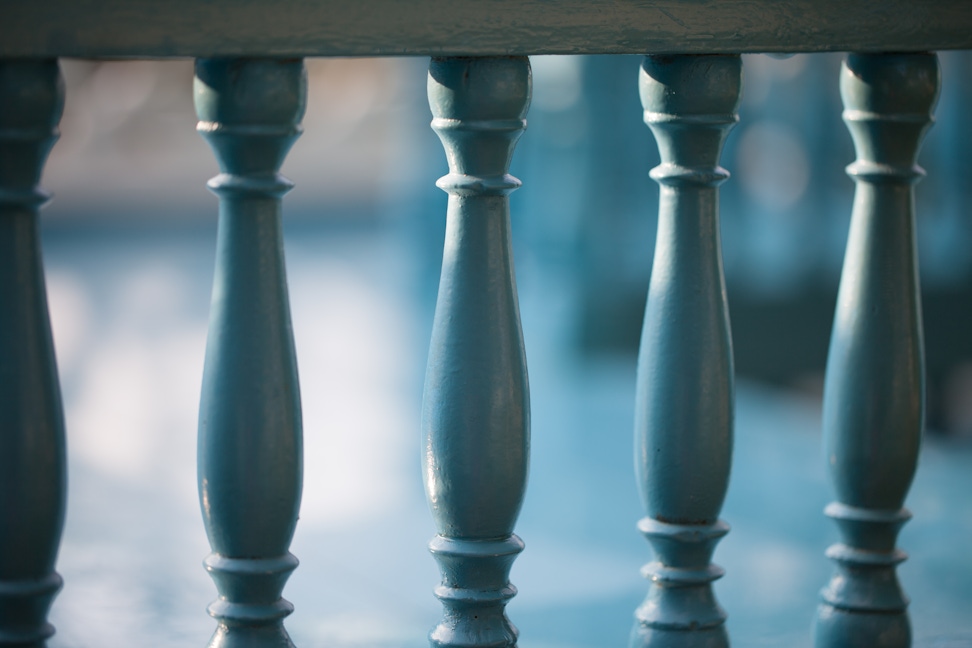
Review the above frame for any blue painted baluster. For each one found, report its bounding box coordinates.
[194,58,305,648]
[0,59,66,648]
[813,53,939,648]
[632,55,741,648]
[423,56,531,648]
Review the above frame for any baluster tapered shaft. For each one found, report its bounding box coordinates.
[422,56,531,648]
[0,59,66,648]
[631,55,741,648]
[813,53,939,648]
[194,58,305,648]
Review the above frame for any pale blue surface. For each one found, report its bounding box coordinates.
[40,220,972,648]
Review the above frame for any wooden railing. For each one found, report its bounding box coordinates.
[1,3,970,647]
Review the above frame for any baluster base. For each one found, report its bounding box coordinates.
[207,622,296,648]
[814,604,911,648]
[631,518,728,648]
[0,574,62,647]
[631,625,729,648]
[203,552,298,648]
[814,502,912,648]
[428,536,523,648]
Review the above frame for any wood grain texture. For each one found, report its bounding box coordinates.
[1,0,971,58]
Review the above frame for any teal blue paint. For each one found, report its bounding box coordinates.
[632,54,740,648]
[194,58,305,648]
[0,59,66,648]
[422,56,531,648]
[813,53,939,648]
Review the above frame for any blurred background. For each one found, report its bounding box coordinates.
[38,54,972,647]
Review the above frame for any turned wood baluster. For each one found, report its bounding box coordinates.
[0,60,66,648]
[194,58,305,648]
[632,55,741,648]
[422,56,531,648]
[813,53,939,648]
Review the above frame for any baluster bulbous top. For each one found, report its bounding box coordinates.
[428,57,531,179]
[194,58,306,177]
[0,61,64,192]
[639,55,741,118]
[841,53,939,118]
[840,53,939,176]
[0,61,63,132]
[639,55,741,172]
[428,57,530,123]
[194,58,306,128]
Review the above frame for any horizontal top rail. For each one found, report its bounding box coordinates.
[3,0,972,58]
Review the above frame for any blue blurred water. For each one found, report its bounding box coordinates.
[40,219,972,648]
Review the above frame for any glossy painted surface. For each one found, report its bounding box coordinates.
[2,1,972,58]
[814,53,940,648]
[632,54,740,648]
[195,58,306,648]
[422,56,531,648]
[0,59,66,648]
